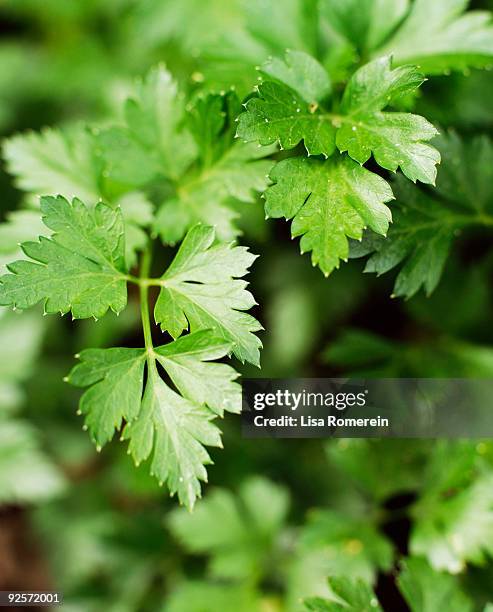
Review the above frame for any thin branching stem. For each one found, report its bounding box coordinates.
[139,243,154,357]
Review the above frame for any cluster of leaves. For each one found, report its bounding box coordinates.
[238,52,439,276]
[0,63,273,507]
[0,192,261,507]
[304,563,487,612]
[237,61,493,298]
[2,0,493,610]
[161,440,493,610]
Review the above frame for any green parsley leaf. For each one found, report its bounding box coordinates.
[97,65,196,186]
[122,360,221,509]
[304,577,383,611]
[323,0,410,53]
[264,156,394,276]
[356,133,493,298]
[154,224,262,366]
[260,49,332,103]
[2,124,100,203]
[69,329,240,508]
[153,91,274,244]
[168,476,289,579]
[361,178,454,299]
[155,330,240,416]
[397,557,473,612]
[68,347,146,446]
[0,196,128,319]
[1,123,154,269]
[238,55,439,184]
[377,0,493,74]
[336,57,440,184]
[0,210,45,275]
[237,79,337,157]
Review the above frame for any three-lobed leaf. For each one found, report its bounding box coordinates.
[68,329,241,508]
[0,196,128,319]
[155,224,262,365]
[0,200,260,508]
[265,156,394,276]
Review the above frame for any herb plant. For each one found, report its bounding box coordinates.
[1,1,493,610]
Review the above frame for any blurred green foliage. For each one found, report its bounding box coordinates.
[1,1,493,610]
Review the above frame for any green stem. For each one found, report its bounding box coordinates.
[139,243,154,356]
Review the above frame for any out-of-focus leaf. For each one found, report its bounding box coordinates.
[168,476,289,580]
[304,577,383,611]
[410,443,493,573]
[165,582,262,612]
[3,125,100,203]
[325,439,429,501]
[377,0,493,74]
[322,0,410,53]
[154,92,273,244]
[397,557,473,611]
[0,419,66,504]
